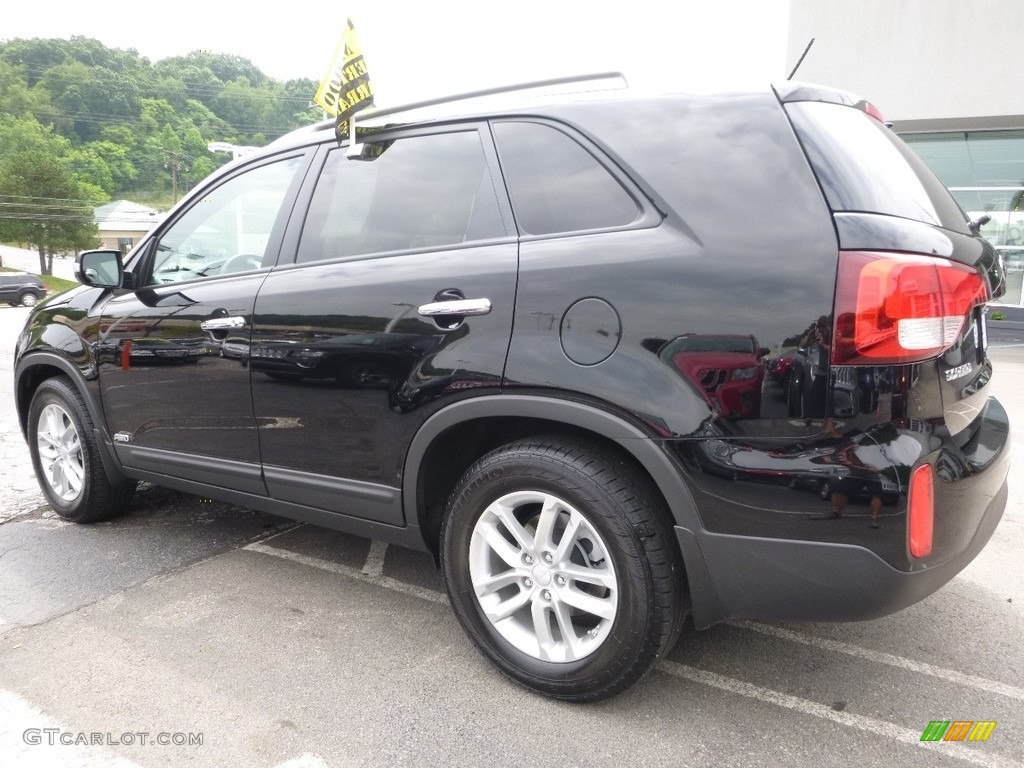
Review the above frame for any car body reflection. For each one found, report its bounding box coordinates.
[659,334,768,419]
[250,332,442,389]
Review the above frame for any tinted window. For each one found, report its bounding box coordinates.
[147,157,303,286]
[296,131,504,264]
[787,101,969,233]
[492,121,640,235]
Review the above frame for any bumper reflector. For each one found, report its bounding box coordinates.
[908,464,934,559]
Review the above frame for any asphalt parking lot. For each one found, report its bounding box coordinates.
[1,303,1022,768]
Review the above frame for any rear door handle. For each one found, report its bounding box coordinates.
[200,316,246,331]
[417,298,492,317]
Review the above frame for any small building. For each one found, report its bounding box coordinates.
[94,200,165,254]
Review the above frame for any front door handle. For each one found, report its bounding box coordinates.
[417,298,492,317]
[200,316,246,331]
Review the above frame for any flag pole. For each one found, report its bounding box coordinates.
[347,111,362,157]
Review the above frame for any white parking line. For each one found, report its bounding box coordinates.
[243,542,448,605]
[731,620,1024,702]
[361,540,388,578]
[245,539,1022,765]
[661,663,1022,768]
[272,754,332,768]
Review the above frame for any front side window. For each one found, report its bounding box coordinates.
[147,156,303,285]
[296,131,504,264]
[492,121,640,236]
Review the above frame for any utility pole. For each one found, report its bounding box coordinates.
[163,150,190,204]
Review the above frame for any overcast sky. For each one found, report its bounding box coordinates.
[3,0,793,105]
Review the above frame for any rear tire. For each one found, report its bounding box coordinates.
[20,292,39,307]
[441,435,686,701]
[28,377,135,523]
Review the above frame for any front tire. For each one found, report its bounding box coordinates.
[28,377,135,522]
[441,436,685,701]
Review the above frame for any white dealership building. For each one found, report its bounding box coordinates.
[787,0,1024,309]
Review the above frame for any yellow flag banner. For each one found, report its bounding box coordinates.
[313,18,374,122]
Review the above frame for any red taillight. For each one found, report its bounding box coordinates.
[832,251,989,366]
[908,464,934,559]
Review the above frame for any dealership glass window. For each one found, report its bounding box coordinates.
[903,130,1024,306]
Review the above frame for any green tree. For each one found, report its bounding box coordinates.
[0,151,105,274]
[0,37,71,86]
[0,36,322,204]
[40,60,141,141]
[0,60,54,123]
[88,140,138,193]
[0,113,70,156]
[62,146,115,195]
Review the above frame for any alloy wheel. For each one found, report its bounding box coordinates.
[468,490,618,662]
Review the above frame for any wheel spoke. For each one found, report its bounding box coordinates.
[38,431,61,452]
[45,407,64,439]
[484,586,532,623]
[560,564,616,590]
[474,570,521,597]
[44,458,60,486]
[553,511,583,563]
[559,586,617,621]
[63,456,84,492]
[531,599,560,661]
[489,500,536,552]
[60,421,77,447]
[475,520,523,568]
[52,461,68,496]
[551,600,581,657]
[532,495,561,552]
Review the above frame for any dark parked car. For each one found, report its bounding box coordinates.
[0,272,46,306]
[14,77,1010,701]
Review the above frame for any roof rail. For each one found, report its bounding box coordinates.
[354,71,628,123]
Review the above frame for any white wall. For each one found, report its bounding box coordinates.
[787,0,1024,130]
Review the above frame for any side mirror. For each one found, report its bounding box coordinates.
[759,347,771,358]
[76,250,124,289]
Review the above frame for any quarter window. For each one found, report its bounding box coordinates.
[296,131,504,264]
[492,121,640,235]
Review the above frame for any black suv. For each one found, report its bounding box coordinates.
[14,78,1010,701]
[1,272,46,306]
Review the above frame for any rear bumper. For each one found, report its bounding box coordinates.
[678,475,1005,628]
[675,397,1010,629]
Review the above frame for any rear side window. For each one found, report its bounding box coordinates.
[492,121,639,236]
[296,131,505,264]
[786,101,969,234]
